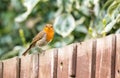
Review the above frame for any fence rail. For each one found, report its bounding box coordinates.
[0,34,120,78]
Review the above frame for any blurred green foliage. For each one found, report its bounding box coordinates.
[0,0,120,60]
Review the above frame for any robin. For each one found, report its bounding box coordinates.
[22,24,54,56]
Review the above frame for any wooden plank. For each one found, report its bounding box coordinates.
[38,49,58,78]
[0,62,3,78]
[3,57,19,78]
[52,49,58,78]
[57,43,77,78]
[20,54,39,78]
[76,40,95,78]
[115,34,120,78]
[95,35,116,78]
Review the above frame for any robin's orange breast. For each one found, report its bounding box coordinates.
[43,25,54,42]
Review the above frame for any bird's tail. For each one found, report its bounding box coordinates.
[22,44,33,56]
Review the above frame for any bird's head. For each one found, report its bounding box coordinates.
[43,24,54,32]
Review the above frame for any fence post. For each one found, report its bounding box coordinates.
[3,57,19,78]
[115,34,120,78]
[57,43,77,78]
[76,40,95,78]
[95,35,116,78]
[20,54,39,78]
[0,62,3,78]
[38,49,58,78]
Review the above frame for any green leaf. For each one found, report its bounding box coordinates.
[62,35,74,44]
[93,0,100,16]
[103,20,116,33]
[75,25,87,34]
[57,0,74,12]
[0,46,24,60]
[116,28,120,34]
[54,13,75,37]
[19,29,26,46]
[53,35,74,47]
[101,0,113,10]
[102,14,120,33]
[15,0,40,23]
[108,1,120,16]
[102,18,107,26]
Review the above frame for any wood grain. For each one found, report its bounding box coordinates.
[20,54,39,78]
[3,57,19,78]
[95,35,116,78]
[38,49,58,78]
[57,43,77,78]
[0,62,3,78]
[76,40,95,78]
[115,34,120,78]
[0,34,119,78]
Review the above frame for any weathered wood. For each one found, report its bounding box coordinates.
[95,35,116,78]
[115,34,120,78]
[76,40,95,78]
[91,40,96,78]
[69,44,77,77]
[3,57,19,78]
[0,34,119,78]
[57,43,77,78]
[52,49,58,78]
[0,62,3,78]
[38,49,58,78]
[20,54,39,78]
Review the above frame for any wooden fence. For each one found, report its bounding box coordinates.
[0,34,120,78]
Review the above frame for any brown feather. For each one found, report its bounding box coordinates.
[22,43,34,56]
[22,31,45,56]
[31,31,46,44]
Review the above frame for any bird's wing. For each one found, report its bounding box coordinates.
[31,31,46,44]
